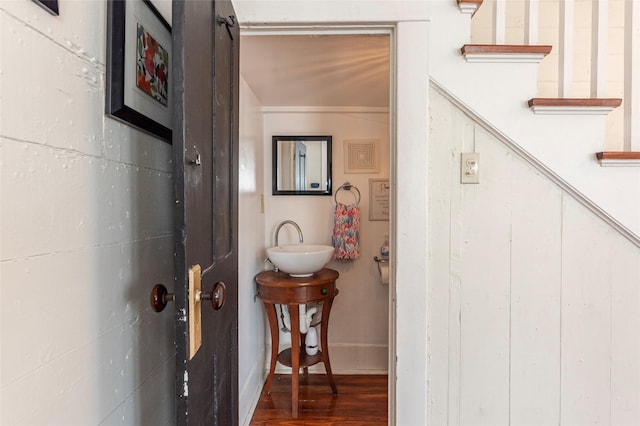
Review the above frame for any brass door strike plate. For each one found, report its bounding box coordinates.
[188,264,202,359]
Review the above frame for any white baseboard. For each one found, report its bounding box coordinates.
[240,357,267,426]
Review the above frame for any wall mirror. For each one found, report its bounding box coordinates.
[272,135,332,195]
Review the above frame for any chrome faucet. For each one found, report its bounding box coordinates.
[274,220,304,247]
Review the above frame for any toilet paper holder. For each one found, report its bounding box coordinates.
[373,255,388,271]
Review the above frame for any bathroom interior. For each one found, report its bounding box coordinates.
[239,31,392,402]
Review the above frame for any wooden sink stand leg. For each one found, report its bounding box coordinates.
[263,302,279,394]
[321,296,338,394]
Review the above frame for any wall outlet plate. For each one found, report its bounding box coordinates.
[461,152,480,184]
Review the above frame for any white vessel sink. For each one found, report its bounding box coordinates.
[266,244,334,277]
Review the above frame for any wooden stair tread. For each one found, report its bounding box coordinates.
[528,97,622,115]
[457,0,483,4]
[529,98,622,108]
[461,44,552,55]
[596,151,640,166]
[596,152,640,160]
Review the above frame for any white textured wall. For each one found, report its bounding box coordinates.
[428,87,640,425]
[262,111,391,374]
[1,1,175,425]
[237,76,266,425]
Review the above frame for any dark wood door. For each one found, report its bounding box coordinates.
[172,0,239,424]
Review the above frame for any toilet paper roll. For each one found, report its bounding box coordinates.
[378,263,389,285]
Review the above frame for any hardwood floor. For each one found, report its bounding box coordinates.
[250,374,388,425]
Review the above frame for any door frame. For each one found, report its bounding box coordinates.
[239,23,405,423]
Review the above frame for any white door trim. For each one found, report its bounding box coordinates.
[239,20,430,425]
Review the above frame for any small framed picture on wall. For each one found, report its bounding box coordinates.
[106,0,172,143]
[369,179,390,221]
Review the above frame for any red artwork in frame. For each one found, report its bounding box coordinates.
[136,23,169,106]
[106,0,172,143]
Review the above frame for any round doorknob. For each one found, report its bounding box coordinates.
[150,284,175,312]
[199,281,227,310]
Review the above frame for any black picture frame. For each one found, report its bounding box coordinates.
[32,0,59,15]
[106,0,172,143]
[272,135,333,196]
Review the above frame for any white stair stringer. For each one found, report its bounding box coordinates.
[427,1,640,238]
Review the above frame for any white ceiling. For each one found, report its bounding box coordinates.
[240,34,390,108]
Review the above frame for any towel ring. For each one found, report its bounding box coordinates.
[334,182,361,206]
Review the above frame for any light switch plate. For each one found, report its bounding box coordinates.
[188,264,202,360]
[461,152,480,184]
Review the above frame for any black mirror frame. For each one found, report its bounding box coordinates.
[272,135,332,196]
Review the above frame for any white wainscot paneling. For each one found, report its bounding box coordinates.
[459,131,512,425]
[427,92,479,426]
[0,3,175,425]
[1,237,175,424]
[0,1,106,64]
[509,159,562,425]
[0,138,172,261]
[610,221,640,424]
[427,76,640,426]
[561,197,613,425]
[0,11,104,156]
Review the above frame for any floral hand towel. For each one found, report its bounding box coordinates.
[332,202,360,260]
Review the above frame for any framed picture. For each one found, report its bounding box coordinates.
[106,0,172,143]
[32,0,59,15]
[369,179,390,221]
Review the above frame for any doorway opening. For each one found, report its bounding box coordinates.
[238,27,396,422]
